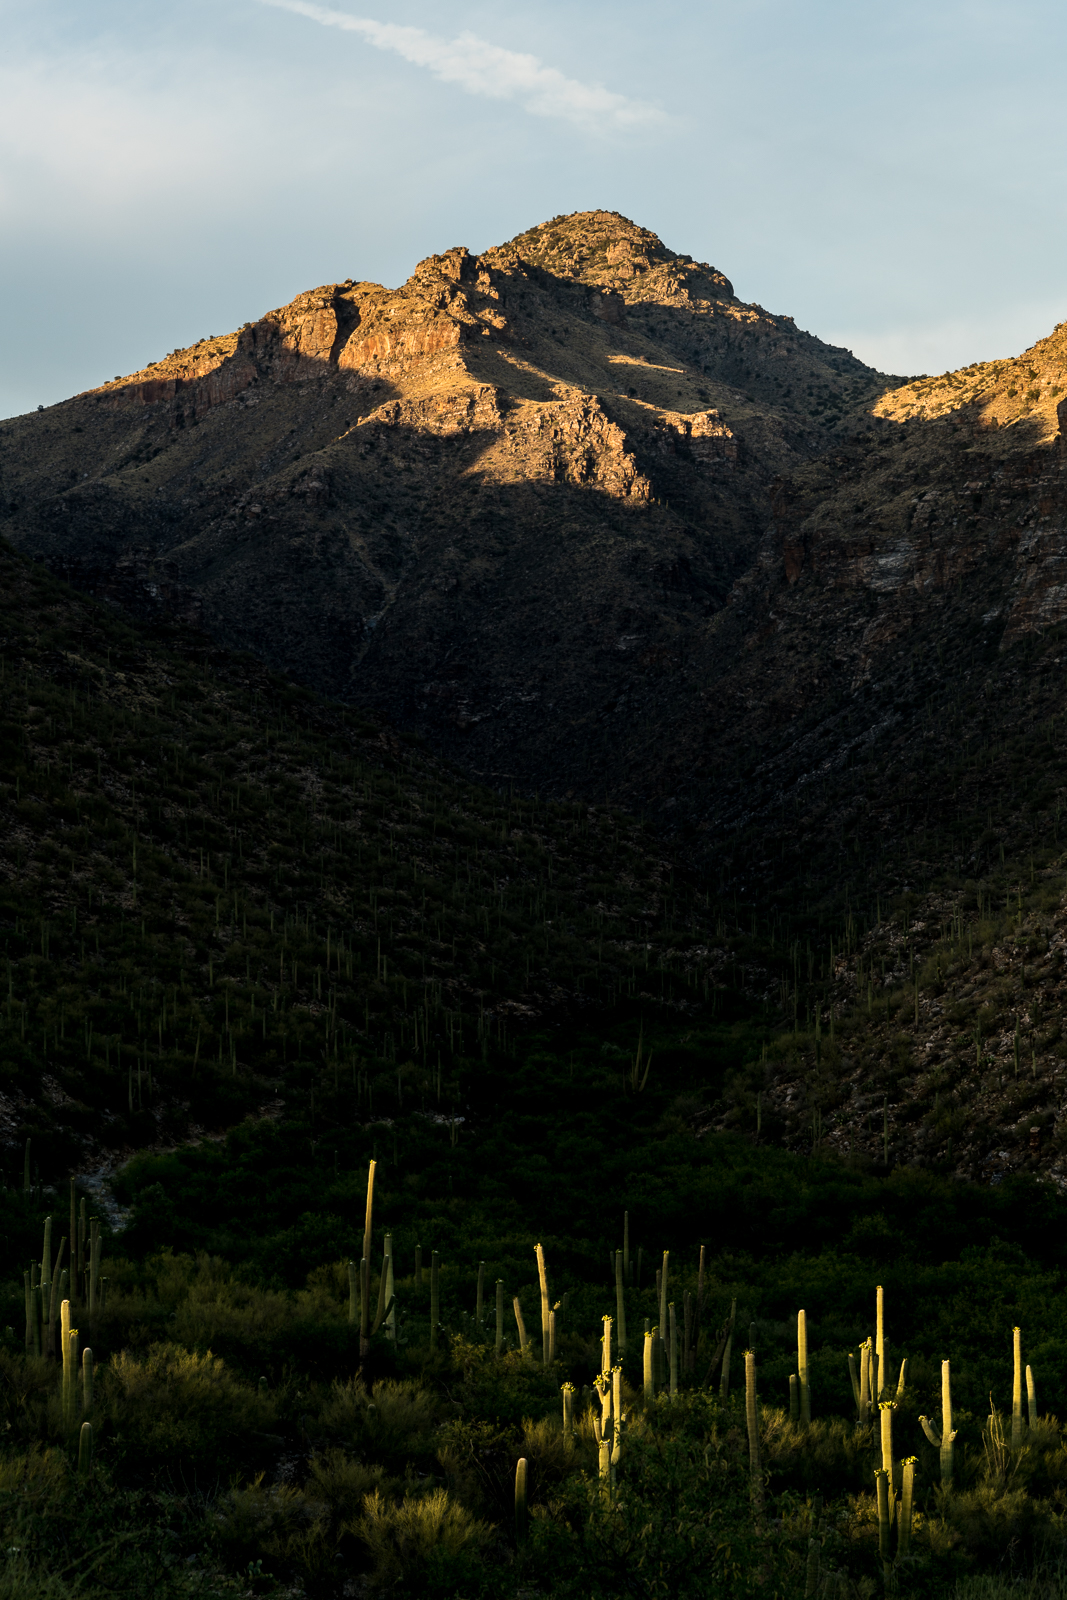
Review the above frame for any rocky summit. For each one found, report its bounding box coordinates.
[0,210,902,805]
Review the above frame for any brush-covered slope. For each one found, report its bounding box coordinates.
[0,536,732,1181]
[0,210,900,803]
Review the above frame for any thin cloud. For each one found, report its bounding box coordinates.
[262,1,664,128]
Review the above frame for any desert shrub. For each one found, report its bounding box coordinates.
[353,1487,495,1592]
[761,1408,875,1496]
[102,1344,276,1482]
[319,1378,441,1471]
[213,1478,326,1574]
[304,1449,383,1522]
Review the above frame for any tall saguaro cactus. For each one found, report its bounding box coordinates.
[88,1219,101,1322]
[797,1310,811,1425]
[615,1250,627,1357]
[536,1244,551,1365]
[920,1360,957,1486]
[745,1349,762,1509]
[60,1301,79,1431]
[1012,1327,1024,1450]
[658,1253,669,1378]
[359,1161,377,1358]
[430,1251,440,1351]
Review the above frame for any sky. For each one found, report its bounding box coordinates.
[3,0,1067,417]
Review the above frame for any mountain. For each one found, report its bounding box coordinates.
[0,210,902,803]
[6,210,1067,1191]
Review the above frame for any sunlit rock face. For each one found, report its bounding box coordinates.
[19,208,1067,834]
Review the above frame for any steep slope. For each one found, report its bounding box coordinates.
[686,319,1067,865]
[0,537,728,1179]
[0,210,900,801]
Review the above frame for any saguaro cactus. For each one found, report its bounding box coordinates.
[1026,1364,1038,1427]
[919,1359,957,1486]
[60,1301,75,1428]
[88,1220,101,1321]
[69,1181,78,1306]
[383,1234,396,1343]
[874,1469,892,1584]
[899,1457,916,1558]
[601,1315,612,1377]
[562,1381,575,1442]
[81,1348,93,1416]
[643,1329,655,1402]
[669,1303,678,1399]
[430,1251,440,1351]
[1012,1327,1024,1449]
[40,1219,52,1351]
[798,1310,811,1425]
[514,1458,528,1544]
[78,1421,93,1477]
[513,1296,529,1359]
[658,1252,669,1381]
[360,1162,377,1356]
[875,1285,887,1401]
[745,1349,762,1508]
[879,1400,896,1478]
[536,1244,550,1365]
[615,1249,627,1357]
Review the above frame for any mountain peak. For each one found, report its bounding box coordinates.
[497,209,735,301]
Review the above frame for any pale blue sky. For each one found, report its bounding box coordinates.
[3,0,1066,416]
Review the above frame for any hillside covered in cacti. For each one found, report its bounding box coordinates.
[5,532,1067,1597]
